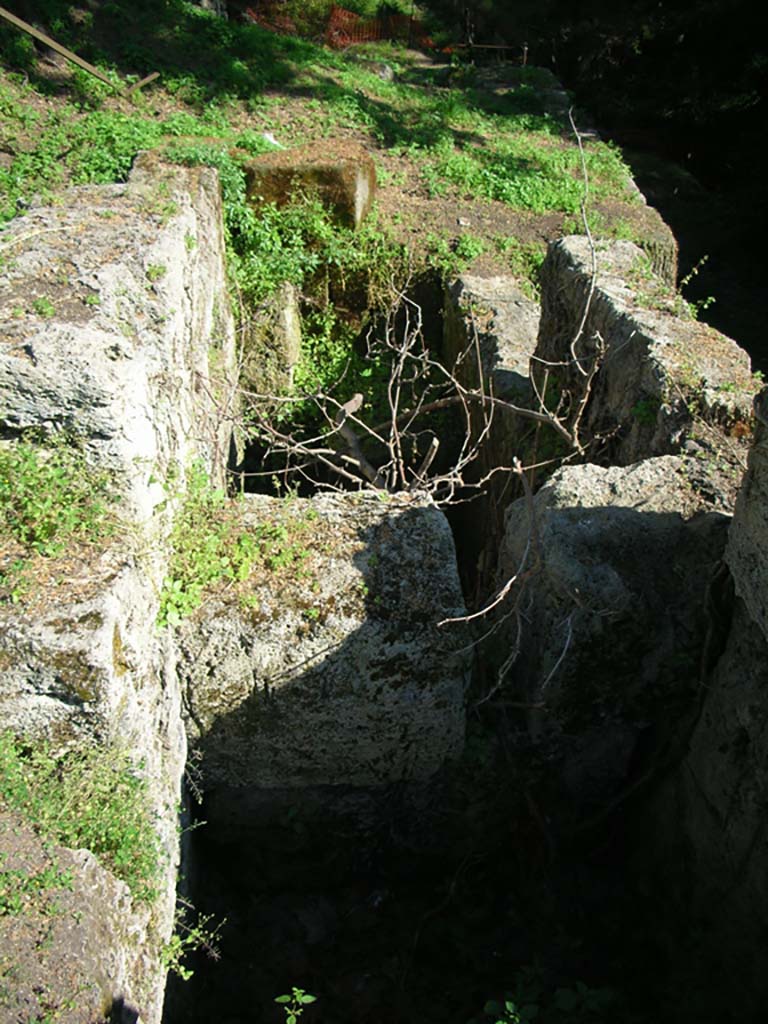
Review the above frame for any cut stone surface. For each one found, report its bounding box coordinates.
[442,273,541,592]
[491,455,729,816]
[178,492,468,797]
[536,237,755,473]
[0,154,236,520]
[244,139,376,229]
[0,810,157,1024]
[444,273,540,400]
[643,394,768,1019]
[726,385,768,638]
[239,279,302,395]
[0,158,236,1023]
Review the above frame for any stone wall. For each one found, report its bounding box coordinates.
[640,385,768,1018]
[536,237,753,472]
[0,158,236,1023]
[178,491,468,836]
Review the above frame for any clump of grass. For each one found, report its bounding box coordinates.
[0,731,163,903]
[0,859,74,918]
[493,238,546,298]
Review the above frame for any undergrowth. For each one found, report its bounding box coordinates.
[0,731,163,903]
[157,465,313,627]
[0,439,115,602]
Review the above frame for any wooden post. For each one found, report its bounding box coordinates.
[0,6,159,95]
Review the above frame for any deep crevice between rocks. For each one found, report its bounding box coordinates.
[162,248,759,1024]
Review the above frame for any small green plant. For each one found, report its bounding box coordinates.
[426,233,481,277]
[0,438,114,559]
[630,396,661,426]
[274,987,317,1024]
[157,464,310,627]
[83,292,100,307]
[31,297,55,318]
[161,904,224,981]
[494,238,546,298]
[472,967,616,1024]
[0,731,162,902]
[481,995,537,1023]
[0,861,73,917]
[145,263,167,283]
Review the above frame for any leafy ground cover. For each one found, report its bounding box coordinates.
[0,730,162,902]
[0,438,116,604]
[0,0,638,270]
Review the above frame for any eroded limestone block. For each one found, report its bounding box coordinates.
[726,385,768,638]
[444,273,540,399]
[240,280,302,395]
[536,237,755,476]
[0,810,159,1024]
[640,390,768,1017]
[244,140,376,229]
[0,551,184,1024]
[491,456,729,816]
[0,157,236,520]
[178,492,468,795]
[0,158,235,1022]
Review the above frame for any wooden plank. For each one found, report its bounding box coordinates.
[127,71,160,94]
[0,5,117,90]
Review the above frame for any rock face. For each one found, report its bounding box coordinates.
[444,273,540,401]
[0,152,236,519]
[0,810,160,1024]
[239,279,302,396]
[244,140,377,229]
[178,492,468,818]
[0,158,236,1023]
[491,456,729,818]
[641,385,768,1018]
[536,237,753,475]
[442,274,541,593]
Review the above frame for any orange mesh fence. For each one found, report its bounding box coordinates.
[243,4,296,34]
[244,4,434,50]
[326,6,435,50]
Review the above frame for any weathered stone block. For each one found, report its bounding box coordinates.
[0,810,161,1024]
[536,237,755,474]
[726,385,768,639]
[643,403,768,1018]
[0,156,237,520]
[244,140,376,229]
[0,158,236,1023]
[240,279,302,395]
[178,492,468,799]
[492,455,729,816]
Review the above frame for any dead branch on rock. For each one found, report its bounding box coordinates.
[567,106,599,378]
[238,275,597,504]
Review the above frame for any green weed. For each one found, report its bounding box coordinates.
[493,238,545,298]
[0,860,73,918]
[0,731,163,902]
[157,464,311,627]
[146,263,167,283]
[31,297,55,318]
[630,397,661,426]
[473,967,616,1024]
[0,439,114,559]
[426,233,485,277]
[275,987,317,1024]
[161,903,224,981]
